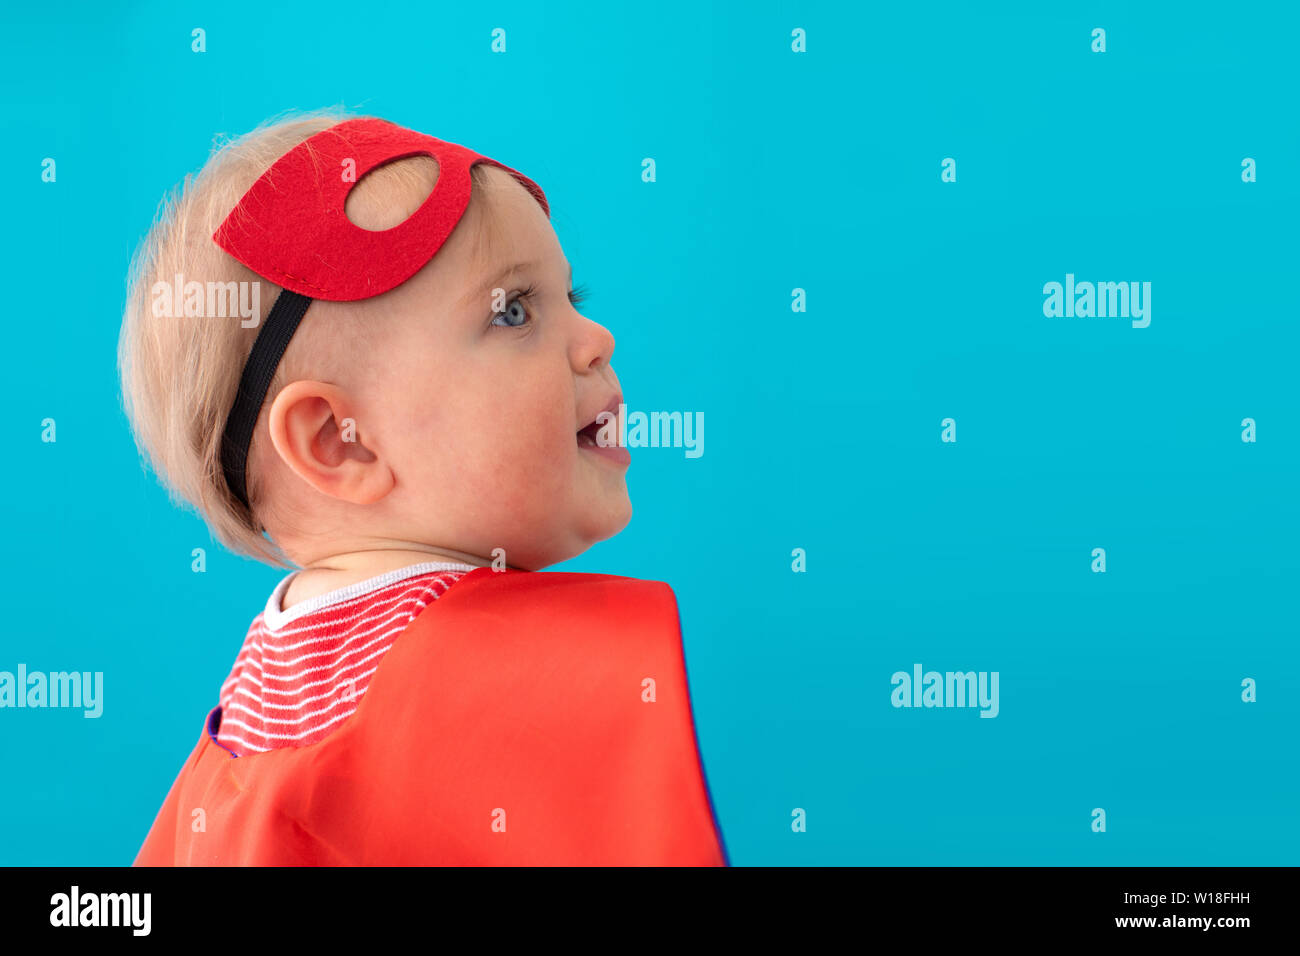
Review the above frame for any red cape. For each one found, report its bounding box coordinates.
[133,567,728,866]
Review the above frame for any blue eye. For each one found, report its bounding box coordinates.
[491,292,532,328]
[490,281,590,328]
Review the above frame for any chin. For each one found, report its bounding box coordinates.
[610,497,633,535]
[594,488,633,538]
[561,499,634,565]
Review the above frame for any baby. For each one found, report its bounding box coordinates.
[121,110,727,865]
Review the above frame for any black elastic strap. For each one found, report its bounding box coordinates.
[220,290,314,511]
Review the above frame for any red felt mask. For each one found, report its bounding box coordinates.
[213,116,549,300]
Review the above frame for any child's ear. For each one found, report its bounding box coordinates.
[266,380,394,505]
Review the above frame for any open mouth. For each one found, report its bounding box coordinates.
[577,419,604,448]
[575,397,630,466]
[576,397,620,448]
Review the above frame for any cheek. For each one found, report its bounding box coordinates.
[487,379,572,472]
[378,340,579,529]
[447,367,574,492]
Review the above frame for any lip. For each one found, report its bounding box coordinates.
[595,394,622,423]
[578,393,630,466]
[582,439,631,466]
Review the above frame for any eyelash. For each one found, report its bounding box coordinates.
[492,282,590,328]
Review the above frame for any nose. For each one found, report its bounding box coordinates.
[572,314,616,372]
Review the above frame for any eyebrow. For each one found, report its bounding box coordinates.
[464,260,573,309]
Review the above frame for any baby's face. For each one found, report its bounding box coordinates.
[348,166,631,568]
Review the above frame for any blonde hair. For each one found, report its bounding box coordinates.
[117,108,506,568]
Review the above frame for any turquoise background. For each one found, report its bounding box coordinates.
[0,0,1295,865]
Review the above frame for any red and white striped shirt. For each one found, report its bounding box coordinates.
[215,562,475,757]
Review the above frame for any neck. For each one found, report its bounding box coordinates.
[280,545,492,611]
[298,546,490,576]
